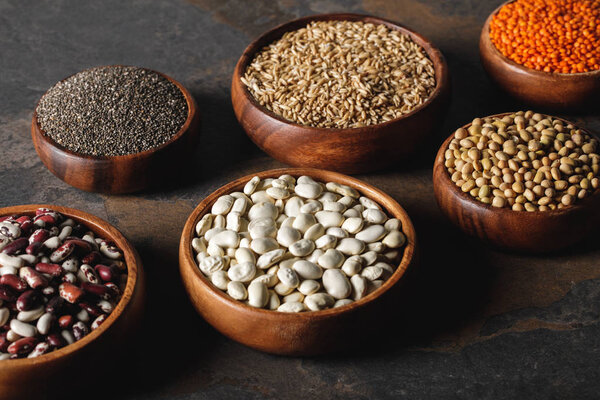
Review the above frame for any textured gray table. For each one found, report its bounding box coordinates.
[1,1,599,399]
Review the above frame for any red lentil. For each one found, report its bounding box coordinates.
[489,0,600,73]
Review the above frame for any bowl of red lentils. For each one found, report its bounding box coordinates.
[480,0,600,110]
[433,111,600,253]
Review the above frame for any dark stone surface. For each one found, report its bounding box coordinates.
[0,0,599,398]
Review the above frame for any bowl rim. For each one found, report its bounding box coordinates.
[0,204,140,365]
[434,112,600,217]
[482,0,600,78]
[233,12,449,133]
[32,65,198,161]
[179,167,417,319]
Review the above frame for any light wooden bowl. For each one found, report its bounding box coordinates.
[0,204,145,400]
[231,13,450,174]
[32,66,200,194]
[433,114,600,253]
[480,1,600,111]
[179,168,417,355]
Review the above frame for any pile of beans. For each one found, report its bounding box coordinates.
[489,0,600,73]
[192,175,407,312]
[444,111,599,211]
[0,208,127,359]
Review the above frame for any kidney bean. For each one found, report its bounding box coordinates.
[49,241,75,263]
[7,337,38,355]
[81,282,114,300]
[27,342,50,358]
[0,215,15,222]
[105,282,120,297]
[80,264,99,284]
[25,241,43,255]
[95,264,118,282]
[19,267,48,289]
[42,286,56,296]
[62,273,77,284]
[0,274,28,291]
[46,333,64,348]
[16,290,41,312]
[0,285,17,302]
[35,263,64,277]
[91,314,107,330]
[45,296,65,314]
[72,321,89,341]
[28,228,50,244]
[58,315,74,329]
[1,238,29,255]
[16,216,33,233]
[33,213,57,226]
[59,283,84,304]
[81,251,101,266]
[35,208,53,216]
[0,332,9,352]
[65,239,92,253]
[78,301,103,317]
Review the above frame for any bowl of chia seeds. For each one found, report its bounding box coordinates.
[32,65,200,194]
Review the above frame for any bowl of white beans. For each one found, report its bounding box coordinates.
[179,168,416,355]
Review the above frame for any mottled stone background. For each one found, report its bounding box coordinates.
[1,0,599,398]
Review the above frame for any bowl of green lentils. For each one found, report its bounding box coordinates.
[433,111,600,253]
[32,65,200,194]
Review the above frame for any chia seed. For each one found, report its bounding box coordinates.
[36,66,188,157]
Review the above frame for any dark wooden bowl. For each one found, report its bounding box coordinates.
[231,14,450,174]
[32,66,200,194]
[0,204,145,400]
[480,1,600,111]
[179,168,417,355]
[433,114,600,253]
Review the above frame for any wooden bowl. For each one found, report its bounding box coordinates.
[480,1,600,111]
[0,204,145,400]
[433,114,600,253]
[231,14,450,174]
[32,66,200,194]
[179,168,417,355]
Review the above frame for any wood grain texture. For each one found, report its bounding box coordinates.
[433,114,600,253]
[179,168,417,356]
[31,66,201,194]
[479,1,600,111]
[0,204,145,400]
[231,14,450,174]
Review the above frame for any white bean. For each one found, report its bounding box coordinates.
[248,202,278,221]
[322,269,352,299]
[304,293,335,311]
[277,267,299,288]
[283,291,304,303]
[355,225,386,243]
[289,239,315,257]
[382,230,406,248]
[294,183,323,199]
[292,260,323,280]
[315,211,344,228]
[243,176,261,195]
[17,306,44,322]
[334,299,354,308]
[298,279,320,295]
[304,223,325,240]
[211,270,230,290]
[256,249,286,269]
[248,281,269,308]
[10,319,37,337]
[276,226,301,247]
[315,234,337,250]
[277,301,306,312]
[228,262,256,282]
[363,208,388,224]
[209,230,240,248]
[336,238,365,255]
[36,313,54,335]
[235,247,255,264]
[341,217,364,234]
[350,275,368,300]
[284,197,304,217]
[268,290,281,310]
[292,213,317,233]
[212,195,234,215]
[317,248,344,269]
[227,281,248,300]
[250,237,279,254]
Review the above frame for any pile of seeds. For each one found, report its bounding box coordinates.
[0,208,127,359]
[444,111,600,211]
[241,20,436,128]
[36,66,188,156]
[192,175,407,312]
